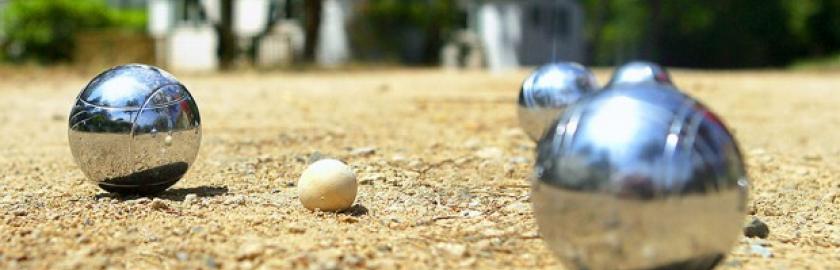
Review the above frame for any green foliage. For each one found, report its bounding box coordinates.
[351,0,459,64]
[583,0,648,64]
[583,0,840,67]
[351,0,840,67]
[782,0,819,41]
[1,0,147,63]
[110,8,148,31]
[791,53,840,69]
[365,0,452,30]
[658,0,799,67]
[1,0,837,68]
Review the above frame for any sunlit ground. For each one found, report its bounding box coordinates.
[0,67,837,269]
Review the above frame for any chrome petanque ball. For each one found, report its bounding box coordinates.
[531,84,748,270]
[68,64,201,195]
[606,61,673,88]
[518,62,599,141]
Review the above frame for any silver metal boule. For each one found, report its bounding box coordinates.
[531,84,748,270]
[606,61,673,88]
[68,64,201,195]
[518,62,599,141]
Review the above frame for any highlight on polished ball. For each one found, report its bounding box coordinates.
[68,64,201,195]
[605,61,673,88]
[531,83,748,270]
[517,62,599,141]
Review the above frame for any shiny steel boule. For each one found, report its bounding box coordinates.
[68,64,201,195]
[518,62,599,141]
[606,61,673,88]
[532,84,748,270]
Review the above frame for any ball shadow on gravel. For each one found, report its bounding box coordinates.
[647,253,724,270]
[342,204,369,217]
[95,186,229,201]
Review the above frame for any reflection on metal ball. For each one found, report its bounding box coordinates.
[531,84,748,270]
[607,61,673,88]
[68,64,201,195]
[518,62,599,141]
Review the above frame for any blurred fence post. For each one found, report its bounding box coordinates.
[148,0,174,67]
[478,3,519,72]
[315,0,349,67]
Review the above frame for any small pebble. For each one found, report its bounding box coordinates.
[236,242,265,260]
[475,147,503,160]
[830,232,840,246]
[257,154,273,163]
[349,146,376,156]
[822,190,838,203]
[11,209,27,216]
[502,202,530,214]
[76,236,90,244]
[359,173,385,185]
[376,245,392,253]
[508,156,529,164]
[460,210,482,218]
[503,163,515,175]
[464,139,481,149]
[803,153,821,161]
[749,244,773,258]
[204,256,218,269]
[342,254,365,267]
[307,151,325,164]
[150,198,169,210]
[224,195,246,206]
[288,224,306,234]
[481,228,505,237]
[435,243,467,257]
[390,154,408,163]
[502,128,524,138]
[184,194,198,205]
[127,197,151,205]
[408,160,425,170]
[744,216,770,238]
[339,216,359,224]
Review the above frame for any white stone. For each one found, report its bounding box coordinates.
[434,243,467,258]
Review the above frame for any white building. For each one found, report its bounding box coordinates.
[143,0,583,71]
[147,0,222,72]
[448,0,585,71]
[146,0,314,71]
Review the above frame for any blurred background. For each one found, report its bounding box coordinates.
[0,0,839,72]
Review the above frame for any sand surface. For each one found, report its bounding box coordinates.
[0,68,838,269]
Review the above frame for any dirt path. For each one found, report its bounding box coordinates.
[0,69,838,269]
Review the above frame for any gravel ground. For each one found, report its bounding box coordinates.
[0,68,838,269]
